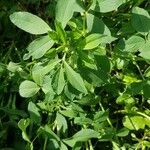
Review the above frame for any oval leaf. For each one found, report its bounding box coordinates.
[55,0,84,28]
[19,80,40,97]
[83,34,104,50]
[63,129,99,147]
[91,0,125,13]
[53,67,65,95]
[64,61,87,94]
[24,35,54,59]
[87,13,111,35]
[32,59,60,85]
[131,7,150,34]
[10,12,51,34]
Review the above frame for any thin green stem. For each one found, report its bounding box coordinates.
[99,102,113,128]
[43,136,48,150]
[82,11,87,35]
[115,110,150,120]
[133,61,145,80]
[89,140,94,150]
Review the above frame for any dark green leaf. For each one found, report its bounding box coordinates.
[131,7,150,34]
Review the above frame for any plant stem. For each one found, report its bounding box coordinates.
[43,136,48,150]
[89,140,94,150]
[82,11,87,35]
[133,61,145,80]
[99,102,113,128]
[115,110,150,120]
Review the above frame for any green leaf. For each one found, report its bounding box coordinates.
[64,84,81,100]
[42,76,55,98]
[74,117,93,125]
[18,118,31,143]
[139,42,150,60]
[123,115,146,130]
[10,11,51,34]
[94,111,108,123]
[18,118,30,132]
[143,81,150,99]
[94,55,111,73]
[28,101,41,124]
[55,21,67,44]
[60,108,78,118]
[24,35,54,60]
[19,80,40,98]
[32,59,60,85]
[126,81,144,95]
[60,142,68,150]
[64,61,87,94]
[87,13,111,35]
[116,94,135,106]
[7,62,21,72]
[116,128,129,137]
[131,7,150,34]
[63,129,99,147]
[79,66,108,86]
[55,0,84,28]
[41,125,60,141]
[83,34,105,50]
[53,67,65,95]
[124,35,145,52]
[56,112,68,135]
[144,66,150,77]
[91,0,125,13]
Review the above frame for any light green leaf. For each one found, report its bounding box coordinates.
[74,117,93,125]
[24,35,54,60]
[139,42,150,60]
[10,11,51,34]
[19,80,40,97]
[83,34,105,50]
[53,67,65,95]
[124,35,145,52]
[28,102,41,124]
[60,142,68,150]
[123,115,146,130]
[42,76,55,94]
[56,0,84,28]
[7,62,21,72]
[42,76,55,101]
[144,66,150,77]
[18,118,31,143]
[116,94,135,106]
[87,13,111,35]
[32,59,60,85]
[64,61,87,94]
[63,129,99,147]
[91,0,125,13]
[18,118,30,132]
[55,21,67,44]
[56,112,68,134]
[131,7,150,34]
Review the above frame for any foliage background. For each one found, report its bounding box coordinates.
[0,0,150,150]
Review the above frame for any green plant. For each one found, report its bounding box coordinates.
[1,0,150,149]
